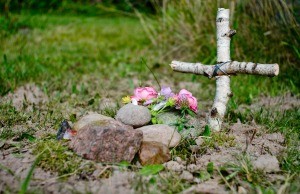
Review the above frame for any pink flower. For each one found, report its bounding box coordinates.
[175,89,198,112]
[131,87,158,103]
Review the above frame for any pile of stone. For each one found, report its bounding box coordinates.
[69,103,182,165]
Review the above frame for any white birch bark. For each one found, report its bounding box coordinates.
[169,8,279,132]
[208,8,232,131]
[170,61,279,77]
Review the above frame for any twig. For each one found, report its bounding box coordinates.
[141,58,161,90]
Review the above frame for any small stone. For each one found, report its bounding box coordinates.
[137,124,181,148]
[175,156,185,165]
[73,113,114,131]
[253,154,280,173]
[116,104,151,128]
[182,178,227,194]
[69,119,142,163]
[180,171,194,181]
[195,136,204,146]
[139,141,171,166]
[238,186,247,194]
[187,164,200,173]
[164,161,185,172]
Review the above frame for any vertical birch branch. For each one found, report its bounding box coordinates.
[208,8,233,131]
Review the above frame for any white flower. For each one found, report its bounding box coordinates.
[131,98,138,105]
[153,101,167,111]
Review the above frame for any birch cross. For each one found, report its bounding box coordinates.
[170,8,279,131]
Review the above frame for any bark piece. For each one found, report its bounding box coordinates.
[170,61,279,77]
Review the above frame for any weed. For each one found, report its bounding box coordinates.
[170,138,196,161]
[202,132,236,148]
[32,139,95,177]
[171,131,235,162]
[226,106,300,173]
[219,155,273,192]
[100,105,119,118]
[0,103,28,127]
[133,172,190,194]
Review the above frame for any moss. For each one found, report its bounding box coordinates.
[203,132,236,148]
[32,139,95,177]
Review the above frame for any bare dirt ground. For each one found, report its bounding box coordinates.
[0,84,299,193]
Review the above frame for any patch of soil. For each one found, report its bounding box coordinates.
[196,123,284,169]
[3,83,48,111]
[241,93,300,112]
[0,94,290,193]
[0,148,135,193]
[182,178,227,194]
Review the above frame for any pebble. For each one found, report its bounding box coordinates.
[180,171,194,181]
[164,161,185,172]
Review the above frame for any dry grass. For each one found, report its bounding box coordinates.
[139,0,299,67]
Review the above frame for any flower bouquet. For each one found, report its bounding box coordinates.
[122,86,198,131]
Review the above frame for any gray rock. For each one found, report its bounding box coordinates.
[253,154,280,173]
[180,128,202,139]
[73,113,114,131]
[69,119,142,163]
[157,112,205,138]
[181,115,206,138]
[137,124,181,148]
[157,112,180,125]
[116,104,151,128]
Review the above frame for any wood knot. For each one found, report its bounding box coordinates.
[228,92,233,98]
[210,107,218,117]
[223,29,236,38]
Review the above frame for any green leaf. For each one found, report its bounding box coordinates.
[118,161,130,168]
[88,98,95,105]
[225,171,239,181]
[202,125,211,137]
[19,150,45,194]
[187,109,196,117]
[139,164,164,176]
[151,117,157,124]
[177,124,184,132]
[20,133,36,142]
[207,162,214,174]
[199,170,210,181]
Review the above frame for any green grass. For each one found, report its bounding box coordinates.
[0,13,150,96]
[32,139,95,176]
